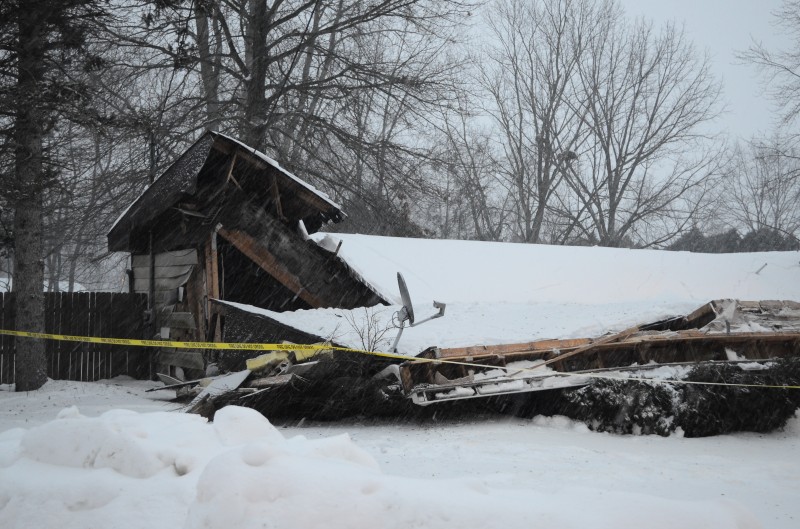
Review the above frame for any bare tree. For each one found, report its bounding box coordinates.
[721,137,800,240]
[479,0,592,243]
[740,1,800,126]
[103,0,473,234]
[567,14,723,247]
[432,111,508,240]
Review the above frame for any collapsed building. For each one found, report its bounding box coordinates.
[111,135,800,432]
[108,131,387,377]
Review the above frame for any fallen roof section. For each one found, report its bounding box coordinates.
[154,299,800,429]
[311,233,800,306]
[402,299,800,404]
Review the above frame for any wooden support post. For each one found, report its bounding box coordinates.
[205,232,222,343]
[210,231,221,342]
[217,226,325,308]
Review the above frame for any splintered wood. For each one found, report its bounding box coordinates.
[400,299,800,399]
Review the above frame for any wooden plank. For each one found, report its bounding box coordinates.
[205,231,220,315]
[110,293,133,378]
[95,293,110,380]
[59,292,73,380]
[87,292,95,381]
[55,292,66,379]
[185,265,207,341]
[224,152,239,187]
[121,293,149,379]
[109,293,124,378]
[539,324,643,369]
[439,338,593,359]
[210,233,220,300]
[209,232,221,342]
[249,373,294,388]
[682,301,717,328]
[427,331,800,370]
[71,293,90,381]
[204,235,214,321]
[217,226,325,308]
[132,250,198,268]
[0,293,5,384]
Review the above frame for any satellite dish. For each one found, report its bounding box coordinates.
[391,272,446,353]
[397,272,415,325]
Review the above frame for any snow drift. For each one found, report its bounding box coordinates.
[0,405,761,529]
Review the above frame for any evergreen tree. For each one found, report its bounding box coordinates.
[739,228,800,252]
[0,0,106,390]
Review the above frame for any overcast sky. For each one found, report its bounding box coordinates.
[618,0,792,140]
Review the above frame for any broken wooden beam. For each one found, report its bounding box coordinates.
[538,324,643,369]
[217,226,326,308]
[216,189,387,309]
[438,338,593,359]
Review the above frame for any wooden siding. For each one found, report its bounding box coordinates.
[132,249,198,294]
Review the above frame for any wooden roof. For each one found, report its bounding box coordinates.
[108,132,344,253]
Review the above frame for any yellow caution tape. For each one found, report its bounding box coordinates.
[1,328,799,390]
[0,328,480,365]
[0,329,329,351]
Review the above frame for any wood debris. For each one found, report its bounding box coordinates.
[152,299,800,424]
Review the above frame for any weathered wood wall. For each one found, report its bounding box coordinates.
[0,292,149,385]
[131,249,198,306]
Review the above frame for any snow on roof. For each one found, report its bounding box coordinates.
[227,234,800,356]
[314,234,800,306]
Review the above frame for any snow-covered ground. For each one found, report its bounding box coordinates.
[1,378,797,529]
[1,241,799,527]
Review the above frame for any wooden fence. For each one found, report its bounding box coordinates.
[0,292,150,385]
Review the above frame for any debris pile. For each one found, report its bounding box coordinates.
[152,299,800,435]
[153,344,410,420]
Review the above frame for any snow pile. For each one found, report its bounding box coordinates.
[0,406,761,529]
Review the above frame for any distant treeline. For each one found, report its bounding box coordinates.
[668,227,800,253]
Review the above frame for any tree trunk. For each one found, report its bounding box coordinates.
[13,2,47,391]
[196,4,221,130]
[243,0,269,149]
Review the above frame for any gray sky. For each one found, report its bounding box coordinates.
[619,0,792,140]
